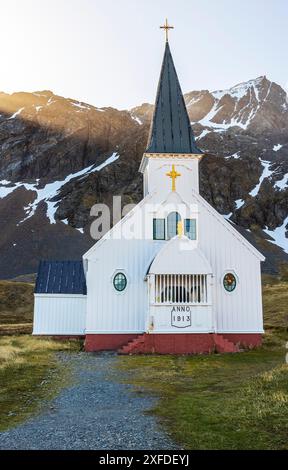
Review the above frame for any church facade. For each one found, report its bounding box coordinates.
[33,38,265,354]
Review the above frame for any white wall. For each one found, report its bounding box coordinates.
[85,190,264,335]
[33,294,86,335]
[85,240,163,334]
[144,157,200,199]
[148,305,213,333]
[195,194,264,333]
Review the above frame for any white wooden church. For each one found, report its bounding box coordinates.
[33,29,265,354]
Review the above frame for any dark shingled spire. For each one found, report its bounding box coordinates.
[146,42,202,155]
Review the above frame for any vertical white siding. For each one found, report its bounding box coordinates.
[197,200,264,333]
[85,190,264,335]
[86,240,164,333]
[33,295,86,335]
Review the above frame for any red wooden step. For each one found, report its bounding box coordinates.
[118,334,146,355]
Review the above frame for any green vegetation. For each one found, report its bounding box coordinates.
[0,277,287,447]
[0,335,81,431]
[117,281,288,450]
[262,282,288,330]
[0,281,34,333]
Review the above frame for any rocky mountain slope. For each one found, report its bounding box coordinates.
[0,76,287,278]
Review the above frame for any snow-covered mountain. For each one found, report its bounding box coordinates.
[133,76,288,132]
[0,77,287,278]
[186,76,288,132]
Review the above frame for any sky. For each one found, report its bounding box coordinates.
[0,0,287,109]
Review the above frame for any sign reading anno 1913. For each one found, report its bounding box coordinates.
[171,306,192,328]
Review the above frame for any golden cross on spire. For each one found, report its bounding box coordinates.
[166,165,181,192]
[160,18,174,42]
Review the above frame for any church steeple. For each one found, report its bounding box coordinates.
[145,41,202,155]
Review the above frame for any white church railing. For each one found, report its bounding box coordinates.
[154,274,208,305]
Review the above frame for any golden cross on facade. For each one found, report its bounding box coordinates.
[160,18,174,42]
[166,165,181,192]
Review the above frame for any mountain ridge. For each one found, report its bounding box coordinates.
[0,76,287,278]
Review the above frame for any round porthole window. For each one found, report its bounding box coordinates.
[113,273,127,292]
[223,273,237,292]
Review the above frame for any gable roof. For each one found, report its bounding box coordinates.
[35,260,87,295]
[83,192,156,259]
[84,189,265,263]
[145,42,202,155]
[192,190,265,262]
[149,236,212,274]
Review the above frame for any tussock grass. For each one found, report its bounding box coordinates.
[0,323,32,336]
[0,335,81,431]
[118,351,288,449]
[0,281,34,325]
[263,282,288,330]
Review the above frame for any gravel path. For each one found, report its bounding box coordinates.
[0,352,178,450]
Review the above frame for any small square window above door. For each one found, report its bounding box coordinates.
[153,219,165,240]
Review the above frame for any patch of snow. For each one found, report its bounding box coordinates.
[274,172,288,190]
[47,97,56,106]
[35,106,43,112]
[13,243,17,247]
[264,216,288,253]
[196,129,210,140]
[1,153,120,224]
[196,100,250,131]
[72,102,90,110]
[13,153,120,224]
[20,164,100,224]
[33,93,49,98]
[225,151,241,160]
[96,108,105,112]
[8,108,24,120]
[273,144,283,152]
[195,78,266,131]
[212,77,263,102]
[235,199,245,210]
[249,160,273,197]
[0,181,20,199]
[62,218,83,233]
[94,152,119,172]
[223,212,232,220]
[196,101,223,128]
[131,115,143,125]
[187,95,202,107]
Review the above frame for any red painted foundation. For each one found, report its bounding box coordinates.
[129,333,216,354]
[84,333,262,354]
[221,333,262,349]
[85,334,139,352]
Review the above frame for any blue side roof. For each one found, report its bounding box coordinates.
[35,260,87,295]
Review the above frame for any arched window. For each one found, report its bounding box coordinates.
[167,212,181,239]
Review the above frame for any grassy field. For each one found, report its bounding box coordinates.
[0,281,34,333]
[0,336,81,431]
[0,277,287,448]
[117,281,288,450]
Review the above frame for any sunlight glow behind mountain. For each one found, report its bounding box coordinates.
[0,0,287,109]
